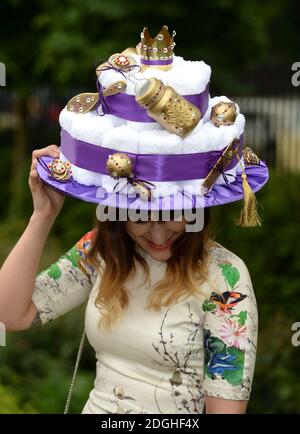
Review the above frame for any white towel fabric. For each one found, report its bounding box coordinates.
[139,129,182,154]
[149,181,181,199]
[58,57,244,196]
[99,174,133,195]
[126,120,164,131]
[102,125,139,153]
[60,109,114,146]
[182,117,244,154]
[59,105,244,195]
[99,54,211,96]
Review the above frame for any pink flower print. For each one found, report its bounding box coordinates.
[214,306,228,319]
[219,319,247,351]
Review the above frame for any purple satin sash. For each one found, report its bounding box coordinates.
[140,58,173,66]
[60,129,243,182]
[101,83,210,123]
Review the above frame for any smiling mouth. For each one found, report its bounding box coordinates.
[146,236,173,250]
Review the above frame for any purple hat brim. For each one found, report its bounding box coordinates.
[36,156,269,211]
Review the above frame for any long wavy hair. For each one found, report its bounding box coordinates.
[86,207,216,333]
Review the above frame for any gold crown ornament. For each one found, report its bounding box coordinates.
[137,25,176,71]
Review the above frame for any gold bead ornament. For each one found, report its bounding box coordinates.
[106,153,134,179]
[102,81,127,97]
[210,101,237,127]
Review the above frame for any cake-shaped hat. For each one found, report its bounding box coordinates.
[37,25,269,225]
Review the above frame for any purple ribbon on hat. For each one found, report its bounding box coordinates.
[98,82,210,123]
[60,129,243,182]
[95,62,142,116]
[95,56,209,122]
[140,58,173,66]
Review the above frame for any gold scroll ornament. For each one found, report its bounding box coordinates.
[66,48,136,114]
[203,140,263,227]
[202,139,241,192]
[67,93,99,114]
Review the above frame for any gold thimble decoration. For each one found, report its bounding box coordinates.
[67,93,99,114]
[48,159,73,181]
[242,147,260,165]
[108,53,137,71]
[96,48,138,77]
[106,153,134,179]
[106,152,155,201]
[135,77,201,137]
[210,101,237,127]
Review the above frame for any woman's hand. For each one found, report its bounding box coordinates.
[29,145,65,221]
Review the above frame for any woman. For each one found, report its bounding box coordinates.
[0,145,258,414]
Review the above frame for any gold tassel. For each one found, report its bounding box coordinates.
[234,154,262,227]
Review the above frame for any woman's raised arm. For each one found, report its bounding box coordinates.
[0,145,64,331]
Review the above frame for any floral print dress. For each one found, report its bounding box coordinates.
[32,230,258,414]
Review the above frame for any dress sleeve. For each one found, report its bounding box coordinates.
[31,229,98,326]
[202,249,258,401]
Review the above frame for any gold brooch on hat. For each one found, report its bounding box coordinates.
[48,159,73,181]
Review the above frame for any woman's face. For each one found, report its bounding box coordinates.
[125,217,187,261]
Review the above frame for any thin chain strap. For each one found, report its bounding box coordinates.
[64,327,86,414]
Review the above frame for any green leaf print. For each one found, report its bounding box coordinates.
[219,263,240,289]
[231,311,247,326]
[222,346,245,386]
[47,263,62,280]
[208,336,227,353]
[202,299,217,312]
[61,246,81,268]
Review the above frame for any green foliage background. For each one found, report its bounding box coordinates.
[0,0,300,414]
